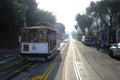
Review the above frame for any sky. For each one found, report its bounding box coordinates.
[36,0,98,33]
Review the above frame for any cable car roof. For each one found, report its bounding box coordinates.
[21,22,60,33]
[21,26,59,32]
[21,26,50,29]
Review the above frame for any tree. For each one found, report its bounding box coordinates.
[0,0,57,49]
[75,14,93,35]
[86,1,120,45]
[18,0,37,26]
[0,0,27,48]
[54,23,65,39]
[74,25,78,30]
[54,23,65,34]
[34,9,56,25]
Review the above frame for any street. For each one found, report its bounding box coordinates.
[0,38,120,80]
[1,1,120,80]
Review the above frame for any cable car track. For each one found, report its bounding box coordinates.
[0,41,70,80]
[0,57,27,71]
[0,54,57,80]
[5,62,35,80]
[0,57,36,80]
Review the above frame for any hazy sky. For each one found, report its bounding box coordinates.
[36,0,97,33]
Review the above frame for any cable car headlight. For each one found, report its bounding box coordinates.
[23,44,29,51]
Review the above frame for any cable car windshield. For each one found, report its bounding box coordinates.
[21,29,47,42]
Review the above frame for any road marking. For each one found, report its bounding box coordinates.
[70,40,90,80]
[74,41,103,80]
[71,41,82,80]
[73,60,82,80]
[43,60,57,80]
[73,40,94,80]
[29,76,42,80]
[29,56,59,80]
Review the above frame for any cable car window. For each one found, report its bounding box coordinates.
[39,29,46,41]
[22,30,29,42]
[30,29,37,42]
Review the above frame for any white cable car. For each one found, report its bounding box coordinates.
[19,23,60,60]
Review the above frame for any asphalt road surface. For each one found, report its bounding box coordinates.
[53,39,120,80]
[0,38,120,80]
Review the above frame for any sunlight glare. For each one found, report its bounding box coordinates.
[69,34,73,40]
[36,0,97,33]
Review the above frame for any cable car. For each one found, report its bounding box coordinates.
[19,23,60,60]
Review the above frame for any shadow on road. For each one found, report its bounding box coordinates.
[47,50,62,80]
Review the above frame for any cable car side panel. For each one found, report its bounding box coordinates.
[21,43,48,54]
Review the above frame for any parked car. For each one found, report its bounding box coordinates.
[81,36,93,45]
[109,43,120,57]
